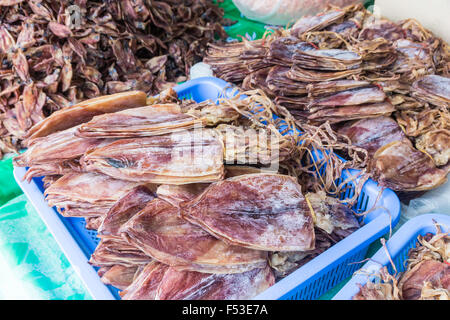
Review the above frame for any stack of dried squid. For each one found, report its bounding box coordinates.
[14,87,363,299]
[0,0,230,157]
[204,3,450,194]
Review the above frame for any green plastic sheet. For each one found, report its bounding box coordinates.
[0,157,91,300]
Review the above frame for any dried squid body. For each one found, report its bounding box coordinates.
[100,265,141,291]
[411,75,450,108]
[81,129,225,184]
[291,8,347,37]
[292,49,362,71]
[13,125,104,167]
[270,191,360,279]
[337,116,407,157]
[119,198,267,274]
[98,185,157,239]
[153,265,275,300]
[77,104,203,138]
[354,224,450,300]
[416,130,450,167]
[373,140,448,191]
[121,261,169,300]
[337,116,448,191]
[121,262,275,300]
[24,91,148,145]
[181,173,315,251]
[43,172,141,218]
[399,260,450,300]
[89,238,152,268]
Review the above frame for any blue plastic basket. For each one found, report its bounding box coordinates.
[333,214,450,300]
[14,76,401,300]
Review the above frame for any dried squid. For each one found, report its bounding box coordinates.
[270,191,360,278]
[337,116,407,157]
[121,262,275,300]
[81,129,225,185]
[372,140,448,191]
[181,173,315,251]
[98,185,157,239]
[415,130,450,167]
[89,238,152,268]
[354,224,449,300]
[100,265,141,291]
[337,116,448,191]
[121,261,169,300]
[24,91,148,145]
[13,125,108,181]
[411,75,450,108]
[291,8,347,37]
[77,104,203,139]
[43,172,141,218]
[154,265,275,300]
[120,198,267,274]
[0,0,229,156]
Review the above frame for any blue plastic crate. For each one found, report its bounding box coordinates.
[14,76,401,300]
[333,214,450,300]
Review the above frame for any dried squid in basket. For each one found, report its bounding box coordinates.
[81,129,225,185]
[354,224,449,300]
[119,198,267,274]
[121,262,275,300]
[181,173,315,252]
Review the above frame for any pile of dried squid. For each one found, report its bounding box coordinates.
[354,223,449,300]
[0,0,230,157]
[14,85,364,299]
[204,3,450,195]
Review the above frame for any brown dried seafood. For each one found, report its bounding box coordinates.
[98,185,157,239]
[121,262,275,300]
[81,129,225,185]
[203,3,449,125]
[100,265,141,291]
[13,125,105,181]
[203,3,450,194]
[77,104,202,139]
[338,116,448,191]
[337,116,407,157]
[411,75,450,108]
[153,265,275,300]
[14,84,377,300]
[0,0,229,156]
[120,261,169,300]
[24,91,148,145]
[372,140,448,192]
[204,38,273,83]
[120,198,268,274]
[415,130,450,167]
[270,190,360,279]
[354,223,449,300]
[181,173,315,251]
[43,172,141,218]
[89,238,152,268]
